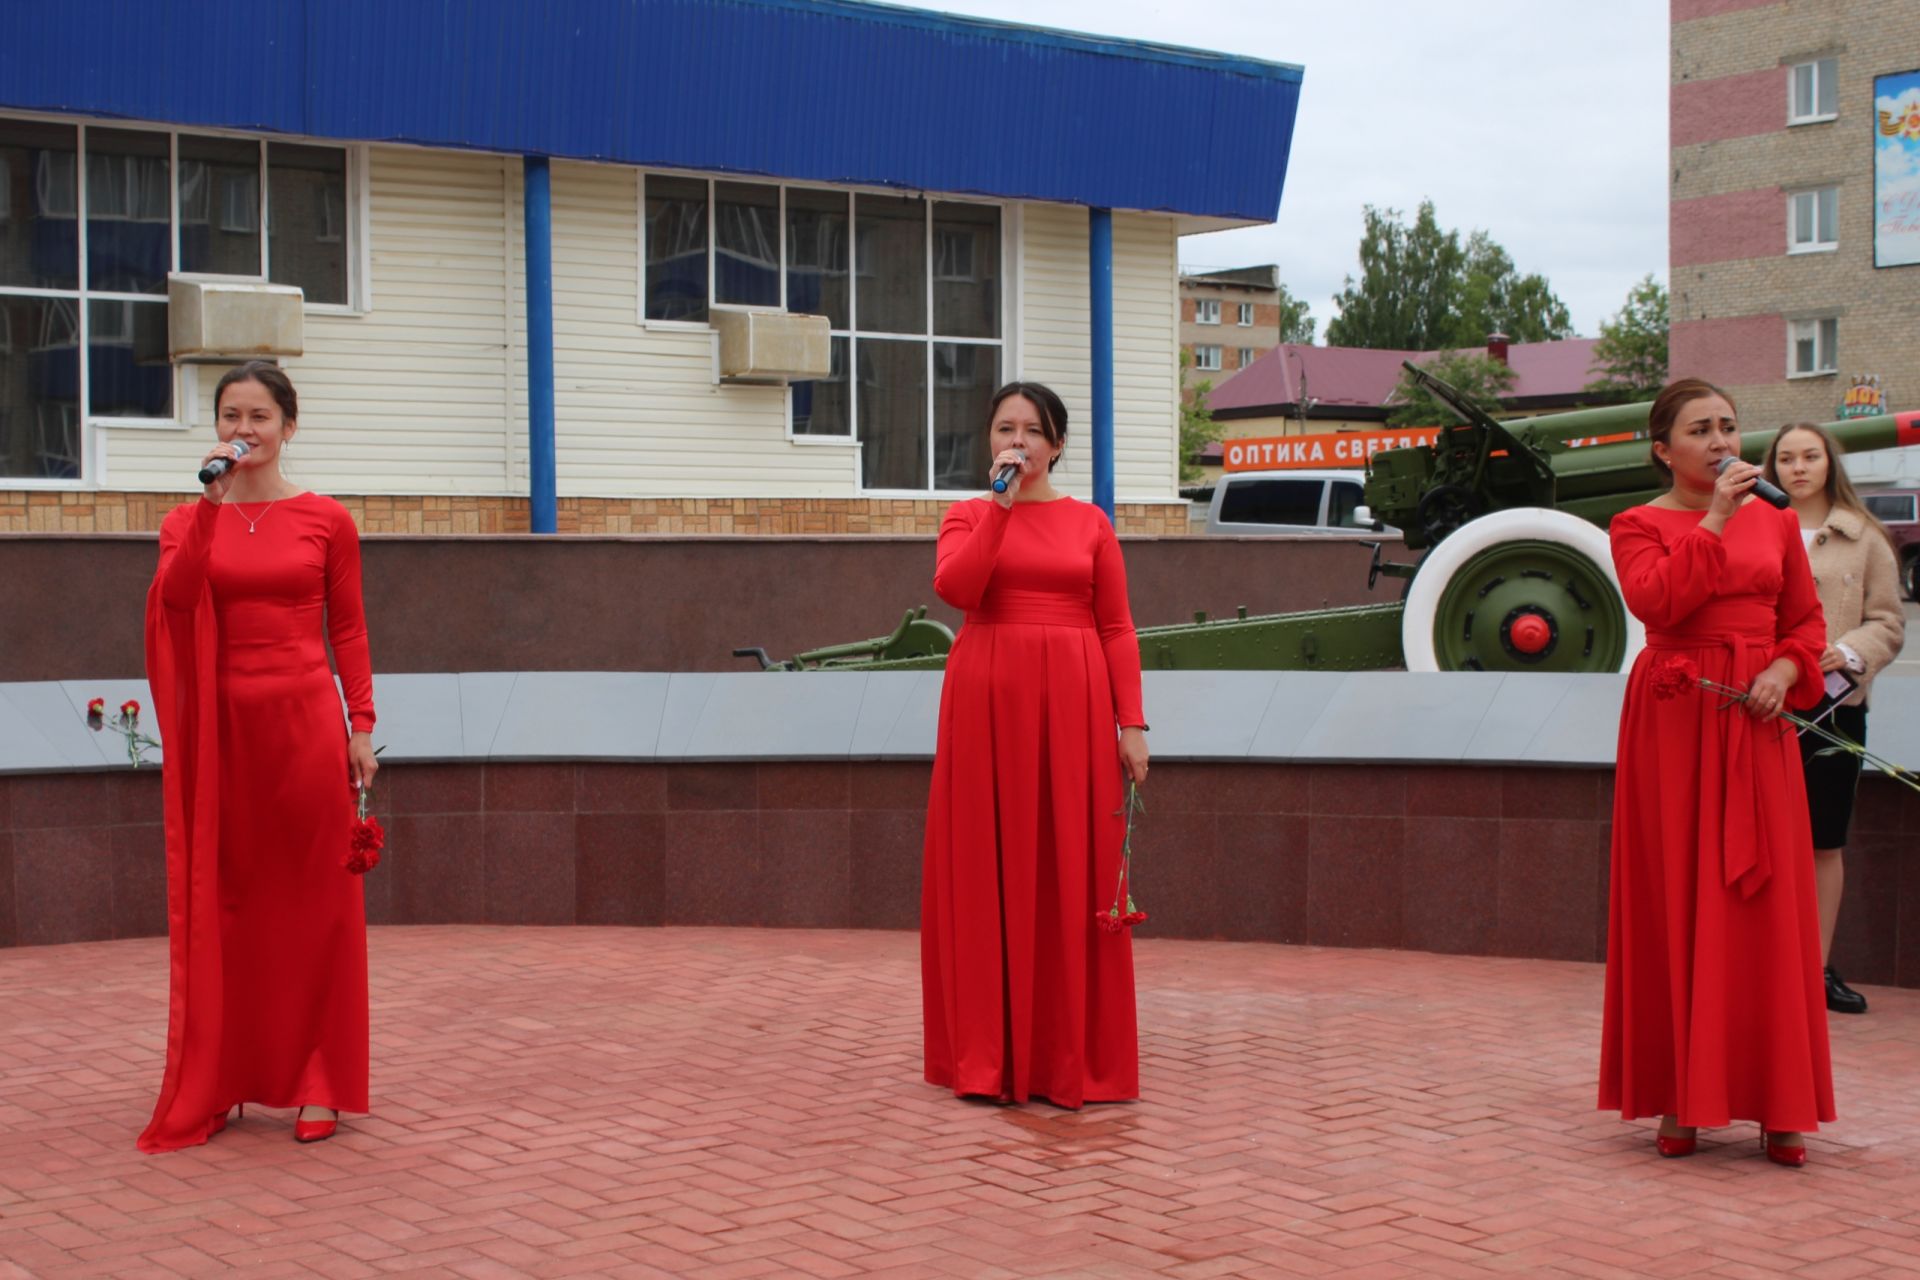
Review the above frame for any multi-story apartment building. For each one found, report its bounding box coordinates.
[1178,265,1285,392]
[1670,0,1920,484]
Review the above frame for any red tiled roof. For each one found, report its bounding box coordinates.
[1207,338,1602,415]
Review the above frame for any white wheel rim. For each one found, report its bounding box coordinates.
[1401,508,1646,673]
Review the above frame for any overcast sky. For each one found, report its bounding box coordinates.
[900,0,1670,341]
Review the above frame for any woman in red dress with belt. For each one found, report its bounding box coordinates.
[139,361,379,1152]
[921,382,1150,1108]
[1600,378,1833,1167]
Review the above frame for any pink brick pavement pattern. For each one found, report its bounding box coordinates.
[2,926,1919,1278]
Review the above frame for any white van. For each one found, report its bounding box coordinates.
[1202,469,1394,536]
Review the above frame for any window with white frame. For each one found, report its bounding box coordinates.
[1237,302,1254,326]
[1195,298,1220,325]
[1789,316,1838,376]
[1788,186,1838,252]
[1238,347,1256,368]
[1789,58,1838,124]
[1194,344,1222,371]
[0,116,357,481]
[641,175,1004,492]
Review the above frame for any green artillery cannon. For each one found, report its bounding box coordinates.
[743,368,1920,675]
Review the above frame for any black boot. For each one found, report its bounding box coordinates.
[1825,966,1868,1015]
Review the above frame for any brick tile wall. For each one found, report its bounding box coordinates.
[0,493,1194,536]
[6,761,1916,985]
[1670,313,1785,388]
[1671,188,1784,266]
[1671,67,1782,148]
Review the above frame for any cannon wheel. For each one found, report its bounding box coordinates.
[1401,508,1646,673]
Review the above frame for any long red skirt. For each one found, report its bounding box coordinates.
[1599,641,1835,1130]
[920,618,1138,1107]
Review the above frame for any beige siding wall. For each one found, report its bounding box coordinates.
[547,162,856,497]
[1017,205,1179,501]
[102,148,525,494]
[98,149,1180,503]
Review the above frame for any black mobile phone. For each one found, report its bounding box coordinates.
[1802,668,1859,729]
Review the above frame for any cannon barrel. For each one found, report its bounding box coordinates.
[1543,408,1920,524]
[1364,365,1920,551]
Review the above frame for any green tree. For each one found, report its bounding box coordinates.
[1325,201,1463,350]
[1456,232,1573,345]
[1385,352,1517,427]
[1276,279,1315,344]
[1326,202,1573,350]
[1178,352,1223,483]
[1584,275,1669,402]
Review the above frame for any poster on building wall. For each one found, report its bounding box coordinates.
[1876,69,1920,268]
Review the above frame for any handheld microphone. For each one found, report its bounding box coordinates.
[197,440,250,485]
[1716,456,1791,509]
[991,449,1025,495]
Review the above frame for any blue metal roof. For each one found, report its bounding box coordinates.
[0,0,1301,222]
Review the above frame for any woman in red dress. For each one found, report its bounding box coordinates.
[1600,378,1833,1167]
[139,361,379,1152]
[921,381,1150,1108]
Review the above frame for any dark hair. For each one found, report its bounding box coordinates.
[1646,377,1733,481]
[988,381,1068,471]
[1764,421,1898,553]
[214,360,299,424]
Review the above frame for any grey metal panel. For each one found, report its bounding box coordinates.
[367,674,464,762]
[487,673,670,761]
[1518,677,1626,766]
[457,673,518,756]
[1138,671,1281,761]
[56,679,162,767]
[1294,672,1505,763]
[1244,672,1351,761]
[682,674,863,760]
[4,682,118,770]
[1,673,1915,773]
[878,672,945,759]
[1461,673,1580,763]
[654,674,719,759]
[0,687,74,772]
[1866,677,1920,776]
[850,673,922,759]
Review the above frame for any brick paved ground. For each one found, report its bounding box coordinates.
[2,927,1918,1279]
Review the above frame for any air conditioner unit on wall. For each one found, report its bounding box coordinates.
[712,310,831,383]
[167,274,305,363]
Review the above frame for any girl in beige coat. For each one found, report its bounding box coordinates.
[1766,423,1907,1014]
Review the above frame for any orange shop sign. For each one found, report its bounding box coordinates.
[1222,428,1442,472]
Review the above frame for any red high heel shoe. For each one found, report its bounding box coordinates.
[209,1103,243,1137]
[1655,1119,1696,1158]
[1762,1132,1807,1167]
[293,1108,338,1144]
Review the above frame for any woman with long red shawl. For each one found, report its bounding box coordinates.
[921,381,1150,1108]
[1600,378,1834,1167]
[139,361,378,1152]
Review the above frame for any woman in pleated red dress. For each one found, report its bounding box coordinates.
[921,381,1150,1108]
[1600,378,1833,1167]
[139,361,378,1152]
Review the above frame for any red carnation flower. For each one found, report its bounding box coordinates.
[87,697,105,715]
[120,699,141,719]
[1650,658,1700,702]
[346,813,385,875]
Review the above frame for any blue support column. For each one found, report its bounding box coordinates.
[1089,207,1115,521]
[524,155,558,534]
